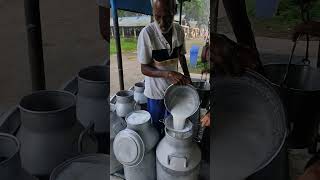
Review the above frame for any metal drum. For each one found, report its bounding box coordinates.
[264,64,320,149]
[213,70,288,180]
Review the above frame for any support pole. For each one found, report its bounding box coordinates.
[179,0,183,25]
[24,0,46,91]
[111,0,124,90]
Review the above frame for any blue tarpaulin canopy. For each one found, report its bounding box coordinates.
[110,0,153,15]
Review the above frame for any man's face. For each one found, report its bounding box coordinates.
[154,1,175,33]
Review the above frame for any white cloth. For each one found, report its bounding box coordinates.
[137,22,186,99]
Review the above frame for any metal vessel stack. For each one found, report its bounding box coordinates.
[0,64,110,180]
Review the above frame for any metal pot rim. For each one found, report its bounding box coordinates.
[0,133,20,166]
[263,64,320,92]
[49,153,109,180]
[116,90,134,97]
[19,90,76,114]
[164,84,200,117]
[77,65,109,84]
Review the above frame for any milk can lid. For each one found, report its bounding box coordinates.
[126,110,151,125]
[113,129,145,167]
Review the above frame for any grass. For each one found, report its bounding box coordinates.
[110,38,137,55]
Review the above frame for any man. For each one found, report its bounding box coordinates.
[137,0,191,135]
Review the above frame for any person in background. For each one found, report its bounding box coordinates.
[137,0,191,135]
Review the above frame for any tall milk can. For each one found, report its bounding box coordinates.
[113,110,159,180]
[156,116,201,180]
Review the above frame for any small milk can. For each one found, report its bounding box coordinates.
[134,82,147,104]
[113,110,159,180]
[115,90,137,118]
[156,116,201,180]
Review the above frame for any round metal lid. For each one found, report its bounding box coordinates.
[126,110,151,125]
[213,70,287,180]
[113,129,145,167]
[49,154,109,180]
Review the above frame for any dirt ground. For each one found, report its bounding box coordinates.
[0,0,107,113]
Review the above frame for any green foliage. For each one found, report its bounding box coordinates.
[188,58,209,74]
[180,0,209,23]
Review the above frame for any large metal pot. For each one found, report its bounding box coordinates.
[156,117,201,180]
[50,154,109,180]
[17,90,96,178]
[213,70,287,180]
[113,110,159,180]
[264,64,320,149]
[0,133,38,180]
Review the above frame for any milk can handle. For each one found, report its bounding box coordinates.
[167,154,188,168]
[78,122,98,153]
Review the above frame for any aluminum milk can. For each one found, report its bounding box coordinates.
[113,110,159,180]
[77,65,109,153]
[134,82,147,104]
[156,116,201,180]
[115,90,137,118]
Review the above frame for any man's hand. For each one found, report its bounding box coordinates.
[201,113,210,127]
[298,160,320,180]
[292,21,320,42]
[166,71,191,85]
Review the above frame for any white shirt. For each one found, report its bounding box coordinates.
[137,22,186,99]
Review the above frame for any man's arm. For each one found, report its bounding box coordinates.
[141,64,190,85]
